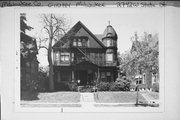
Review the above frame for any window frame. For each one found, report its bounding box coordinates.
[106,39,113,47]
[73,39,77,46]
[106,53,113,62]
[60,52,70,63]
[78,39,82,47]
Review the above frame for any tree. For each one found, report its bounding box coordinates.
[119,32,159,80]
[20,13,39,91]
[20,13,33,33]
[38,14,69,91]
[20,13,35,63]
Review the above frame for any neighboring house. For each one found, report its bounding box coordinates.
[52,21,119,90]
[130,73,159,92]
[129,33,159,92]
[20,13,39,91]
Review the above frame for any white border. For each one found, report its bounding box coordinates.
[14,7,165,113]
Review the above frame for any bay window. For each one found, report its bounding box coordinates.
[60,52,70,62]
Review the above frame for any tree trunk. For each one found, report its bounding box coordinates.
[48,32,54,91]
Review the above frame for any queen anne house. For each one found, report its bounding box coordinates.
[52,21,119,90]
[129,33,159,92]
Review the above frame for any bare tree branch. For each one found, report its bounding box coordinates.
[38,46,48,50]
[38,13,70,91]
[43,14,50,25]
[43,27,50,37]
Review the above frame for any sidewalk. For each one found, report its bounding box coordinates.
[140,92,159,104]
[80,93,95,107]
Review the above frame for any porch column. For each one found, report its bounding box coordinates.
[57,71,61,82]
[72,70,75,82]
[98,67,100,81]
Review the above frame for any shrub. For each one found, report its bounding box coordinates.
[55,82,70,91]
[109,82,120,91]
[37,70,49,92]
[109,78,131,91]
[68,82,78,92]
[152,83,159,92]
[97,82,110,91]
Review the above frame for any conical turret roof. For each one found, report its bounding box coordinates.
[102,24,117,40]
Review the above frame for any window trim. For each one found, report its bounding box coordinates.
[106,53,113,62]
[73,39,77,46]
[60,52,70,62]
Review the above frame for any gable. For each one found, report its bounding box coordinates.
[75,27,102,48]
[53,21,105,49]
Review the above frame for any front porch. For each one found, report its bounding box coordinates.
[53,61,118,91]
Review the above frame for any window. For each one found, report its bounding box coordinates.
[139,80,142,84]
[106,72,111,76]
[106,53,113,62]
[101,72,105,78]
[82,39,87,47]
[78,39,82,46]
[55,52,60,60]
[60,52,70,62]
[73,39,77,46]
[71,53,74,61]
[107,39,113,47]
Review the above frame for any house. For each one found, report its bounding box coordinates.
[52,21,119,90]
[20,13,39,91]
[129,33,159,92]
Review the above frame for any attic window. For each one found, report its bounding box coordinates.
[82,39,87,47]
[78,39,82,46]
[73,39,77,46]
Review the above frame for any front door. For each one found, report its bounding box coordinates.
[79,71,87,86]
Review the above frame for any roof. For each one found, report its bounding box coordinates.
[130,33,159,54]
[95,34,103,41]
[76,60,98,67]
[102,25,117,40]
[53,21,106,48]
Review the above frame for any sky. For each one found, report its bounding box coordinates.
[25,7,164,67]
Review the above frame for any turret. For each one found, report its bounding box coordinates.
[102,21,118,65]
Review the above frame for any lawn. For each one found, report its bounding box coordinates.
[147,92,159,99]
[94,91,146,103]
[21,91,81,103]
